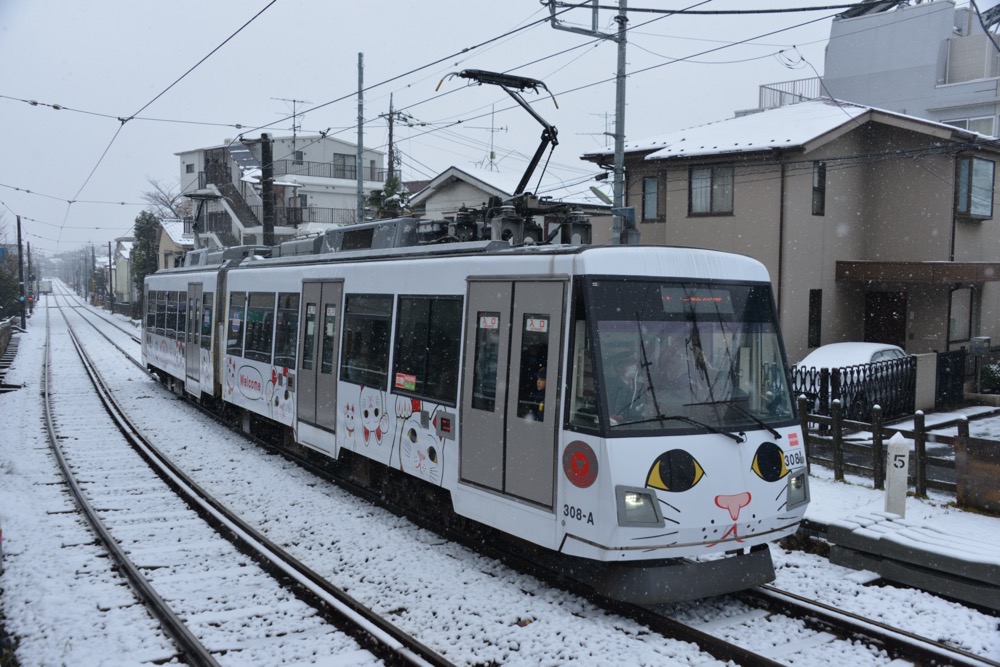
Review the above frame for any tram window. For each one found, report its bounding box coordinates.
[155,291,167,336]
[471,312,501,411]
[165,292,178,339]
[145,291,156,331]
[227,292,246,357]
[516,313,550,421]
[302,303,317,371]
[568,319,598,429]
[200,293,213,350]
[273,293,299,369]
[176,292,188,341]
[244,292,276,363]
[392,296,462,404]
[321,304,337,374]
[340,294,392,387]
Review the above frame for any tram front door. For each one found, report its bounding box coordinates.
[460,279,565,508]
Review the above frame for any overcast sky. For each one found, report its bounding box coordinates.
[0,0,840,256]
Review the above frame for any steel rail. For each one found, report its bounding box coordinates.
[748,584,1000,667]
[58,296,454,667]
[45,301,221,667]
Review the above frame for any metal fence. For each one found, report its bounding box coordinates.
[0,316,18,357]
[796,398,957,497]
[790,355,917,422]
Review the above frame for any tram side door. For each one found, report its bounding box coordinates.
[298,280,343,431]
[185,283,202,390]
[460,279,565,508]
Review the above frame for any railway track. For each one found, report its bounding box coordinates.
[40,289,1000,666]
[46,296,453,666]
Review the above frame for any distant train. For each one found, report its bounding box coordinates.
[142,199,809,604]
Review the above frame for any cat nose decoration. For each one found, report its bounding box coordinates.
[715,492,751,521]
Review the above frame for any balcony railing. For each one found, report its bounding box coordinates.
[758,77,822,110]
[184,211,234,236]
[272,159,386,183]
[187,206,358,234]
[249,205,358,226]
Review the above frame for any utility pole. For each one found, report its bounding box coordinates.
[26,241,33,315]
[357,52,365,224]
[380,93,413,182]
[16,216,25,328]
[261,133,275,246]
[91,244,96,304]
[108,241,114,313]
[545,0,637,244]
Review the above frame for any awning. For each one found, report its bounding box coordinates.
[837,261,1000,284]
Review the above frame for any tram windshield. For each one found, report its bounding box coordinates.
[568,279,794,435]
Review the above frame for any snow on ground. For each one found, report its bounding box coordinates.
[1,306,998,665]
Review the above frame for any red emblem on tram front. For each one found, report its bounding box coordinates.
[563,441,598,488]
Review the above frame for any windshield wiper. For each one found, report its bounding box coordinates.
[684,399,781,439]
[611,413,745,443]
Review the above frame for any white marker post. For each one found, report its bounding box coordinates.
[884,432,910,517]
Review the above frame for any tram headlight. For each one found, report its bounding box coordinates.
[615,486,663,527]
[786,470,809,509]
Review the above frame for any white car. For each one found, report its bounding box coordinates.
[794,342,912,419]
[796,342,908,369]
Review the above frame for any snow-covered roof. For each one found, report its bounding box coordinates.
[408,166,510,206]
[160,218,193,248]
[116,240,133,259]
[174,134,378,156]
[239,168,305,189]
[585,98,995,162]
[410,165,610,210]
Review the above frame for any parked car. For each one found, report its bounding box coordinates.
[797,342,908,369]
[793,342,914,420]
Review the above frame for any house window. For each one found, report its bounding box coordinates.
[293,150,304,165]
[185,163,195,174]
[808,289,822,349]
[949,287,973,343]
[689,165,733,215]
[956,156,995,218]
[812,161,826,216]
[642,177,659,221]
[333,153,354,180]
[944,116,995,136]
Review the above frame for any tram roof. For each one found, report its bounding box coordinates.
[224,241,771,283]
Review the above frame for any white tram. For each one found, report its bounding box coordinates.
[143,215,809,603]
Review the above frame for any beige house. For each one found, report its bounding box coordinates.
[156,219,194,270]
[583,98,1000,363]
[408,165,612,239]
[112,237,134,305]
